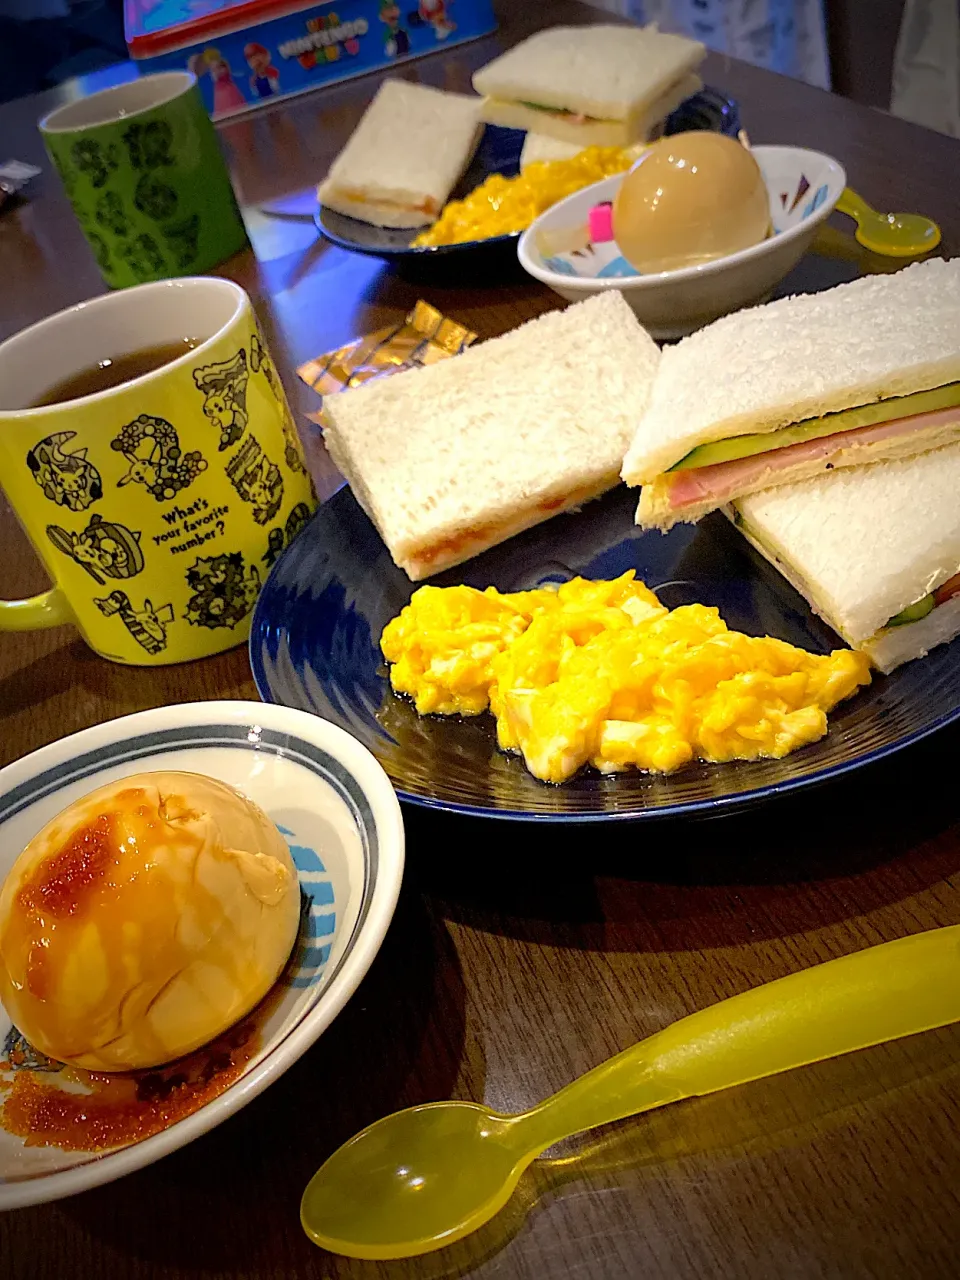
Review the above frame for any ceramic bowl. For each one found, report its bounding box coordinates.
[0,700,404,1210]
[517,145,846,338]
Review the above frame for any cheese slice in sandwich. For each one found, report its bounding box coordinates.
[727,442,960,673]
[473,25,705,149]
[321,292,659,581]
[317,80,483,229]
[622,256,960,530]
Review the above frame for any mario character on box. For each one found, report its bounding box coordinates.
[417,0,455,40]
[244,42,281,97]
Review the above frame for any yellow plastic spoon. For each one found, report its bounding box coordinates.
[301,926,960,1260]
[836,187,941,256]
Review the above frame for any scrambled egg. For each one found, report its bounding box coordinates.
[380,573,872,784]
[412,146,635,248]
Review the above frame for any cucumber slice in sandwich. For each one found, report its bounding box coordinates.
[669,382,960,472]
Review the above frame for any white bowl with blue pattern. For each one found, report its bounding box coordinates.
[517,145,846,338]
[0,701,403,1210]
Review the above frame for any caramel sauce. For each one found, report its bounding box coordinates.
[17,812,117,919]
[0,1018,260,1151]
[14,813,119,1001]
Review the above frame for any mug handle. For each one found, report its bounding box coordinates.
[0,587,76,631]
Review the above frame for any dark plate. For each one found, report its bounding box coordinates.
[314,86,742,261]
[249,485,960,822]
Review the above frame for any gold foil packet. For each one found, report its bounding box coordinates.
[297,300,476,424]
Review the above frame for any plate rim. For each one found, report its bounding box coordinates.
[314,205,520,259]
[248,492,960,824]
[0,700,405,1210]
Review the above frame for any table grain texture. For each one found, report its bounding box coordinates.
[2,3,960,1277]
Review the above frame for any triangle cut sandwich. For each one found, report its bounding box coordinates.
[473,25,705,150]
[622,257,960,530]
[322,291,660,581]
[317,80,482,229]
[728,441,960,673]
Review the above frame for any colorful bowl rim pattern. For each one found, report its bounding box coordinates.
[519,144,846,289]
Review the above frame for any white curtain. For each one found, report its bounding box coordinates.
[592,0,831,89]
[891,0,960,138]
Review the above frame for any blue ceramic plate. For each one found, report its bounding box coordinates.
[314,87,741,260]
[249,487,960,821]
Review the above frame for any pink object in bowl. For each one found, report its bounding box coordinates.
[588,202,614,243]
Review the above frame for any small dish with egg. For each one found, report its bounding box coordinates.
[517,143,846,337]
[0,700,403,1210]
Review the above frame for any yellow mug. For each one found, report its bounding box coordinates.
[0,277,316,665]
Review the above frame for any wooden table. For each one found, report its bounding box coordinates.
[3,4,960,1276]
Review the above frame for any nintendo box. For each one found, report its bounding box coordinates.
[125,0,497,119]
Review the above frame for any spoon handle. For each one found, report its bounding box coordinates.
[520,926,960,1152]
[836,187,871,221]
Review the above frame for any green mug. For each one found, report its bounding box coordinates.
[40,72,248,290]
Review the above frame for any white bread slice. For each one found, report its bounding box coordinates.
[482,74,702,150]
[317,191,441,232]
[730,441,960,655]
[473,25,704,123]
[519,133,649,172]
[637,411,960,529]
[322,292,659,581]
[622,256,960,485]
[865,594,960,671]
[520,133,585,170]
[317,80,482,229]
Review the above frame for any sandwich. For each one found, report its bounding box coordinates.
[621,256,960,530]
[728,442,960,673]
[473,25,705,150]
[316,80,482,228]
[321,291,660,581]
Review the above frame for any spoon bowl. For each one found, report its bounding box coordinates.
[301,1102,528,1260]
[836,187,941,256]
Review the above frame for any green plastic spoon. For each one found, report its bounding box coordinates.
[836,187,941,256]
[301,926,960,1260]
